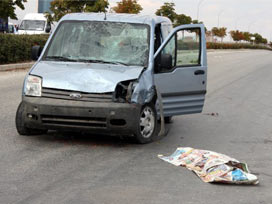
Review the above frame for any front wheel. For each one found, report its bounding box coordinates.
[135,103,157,144]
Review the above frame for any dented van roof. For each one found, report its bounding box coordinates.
[60,13,172,26]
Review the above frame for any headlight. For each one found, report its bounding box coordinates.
[24,75,42,97]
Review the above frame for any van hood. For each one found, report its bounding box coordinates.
[30,61,144,93]
[18,30,45,35]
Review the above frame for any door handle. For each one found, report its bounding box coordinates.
[194,70,205,75]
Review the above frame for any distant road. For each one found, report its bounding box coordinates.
[0,50,272,204]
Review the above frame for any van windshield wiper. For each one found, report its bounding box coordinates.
[45,56,77,62]
[111,61,131,66]
[77,59,130,66]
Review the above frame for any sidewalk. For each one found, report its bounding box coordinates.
[0,62,35,71]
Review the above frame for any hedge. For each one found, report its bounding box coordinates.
[0,34,49,65]
[207,42,272,51]
[1,34,271,65]
[178,41,199,50]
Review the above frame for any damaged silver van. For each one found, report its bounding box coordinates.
[16,13,207,143]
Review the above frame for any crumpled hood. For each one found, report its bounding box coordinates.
[30,61,144,93]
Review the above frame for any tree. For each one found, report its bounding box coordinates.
[192,19,200,24]
[243,32,251,42]
[174,14,192,27]
[262,38,268,44]
[212,27,227,42]
[0,0,27,20]
[44,11,54,25]
[253,33,262,44]
[230,30,244,42]
[253,33,267,44]
[206,30,212,36]
[112,0,142,14]
[155,2,176,22]
[191,19,207,33]
[48,0,109,22]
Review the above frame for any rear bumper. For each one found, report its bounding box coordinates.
[22,96,141,136]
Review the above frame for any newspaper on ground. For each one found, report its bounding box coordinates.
[158,147,259,185]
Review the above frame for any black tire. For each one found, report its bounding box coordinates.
[135,103,158,144]
[15,102,47,136]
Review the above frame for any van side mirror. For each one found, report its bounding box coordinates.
[31,46,42,61]
[161,54,172,70]
[45,24,51,33]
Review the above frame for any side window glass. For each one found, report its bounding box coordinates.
[161,23,173,40]
[177,28,201,66]
[162,36,176,67]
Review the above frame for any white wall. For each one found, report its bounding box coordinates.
[9,0,38,25]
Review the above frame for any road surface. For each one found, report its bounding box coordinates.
[0,50,272,204]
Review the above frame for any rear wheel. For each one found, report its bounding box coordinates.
[15,102,47,136]
[135,103,157,144]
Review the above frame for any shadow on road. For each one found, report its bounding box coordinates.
[22,123,172,148]
[34,131,134,148]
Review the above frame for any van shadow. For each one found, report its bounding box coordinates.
[30,123,171,148]
[35,131,134,148]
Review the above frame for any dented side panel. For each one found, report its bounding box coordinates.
[131,19,156,105]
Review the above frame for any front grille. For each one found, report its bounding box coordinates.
[42,88,113,102]
[41,115,107,128]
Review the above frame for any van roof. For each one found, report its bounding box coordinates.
[60,13,172,26]
[23,13,46,21]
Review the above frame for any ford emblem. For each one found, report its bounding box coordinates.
[70,93,82,99]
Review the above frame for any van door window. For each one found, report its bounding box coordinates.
[177,29,201,66]
[162,36,176,67]
[154,24,162,52]
[157,28,201,73]
[161,23,173,40]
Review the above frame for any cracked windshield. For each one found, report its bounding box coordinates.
[45,21,149,66]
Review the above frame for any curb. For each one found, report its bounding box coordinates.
[0,62,35,71]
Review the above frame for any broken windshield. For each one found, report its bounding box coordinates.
[44,21,150,67]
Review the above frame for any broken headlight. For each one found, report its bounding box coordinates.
[114,80,137,103]
[24,75,42,97]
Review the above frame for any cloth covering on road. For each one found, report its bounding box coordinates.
[158,147,259,185]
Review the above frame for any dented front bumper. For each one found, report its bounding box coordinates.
[22,96,141,136]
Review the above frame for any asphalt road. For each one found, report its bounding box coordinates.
[0,50,272,204]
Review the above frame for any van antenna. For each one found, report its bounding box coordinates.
[104,12,107,21]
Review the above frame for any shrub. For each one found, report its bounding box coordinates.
[207,42,272,51]
[178,40,199,50]
[0,34,49,64]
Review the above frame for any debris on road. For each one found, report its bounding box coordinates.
[204,112,219,117]
[158,147,259,185]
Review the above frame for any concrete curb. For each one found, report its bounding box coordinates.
[0,62,35,71]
